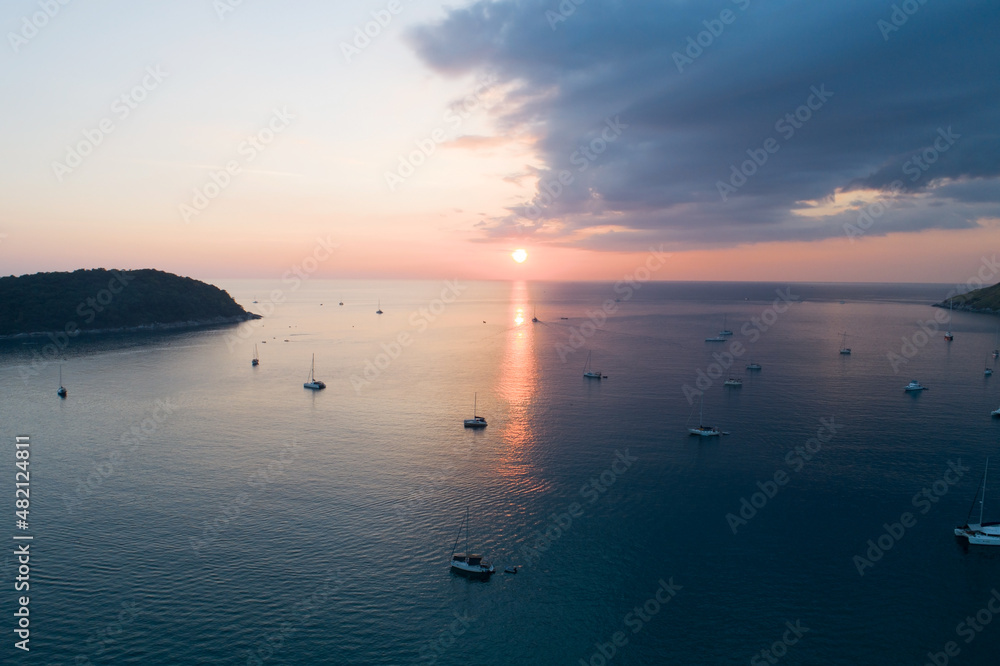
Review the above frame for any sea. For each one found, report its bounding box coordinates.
[2,279,1000,665]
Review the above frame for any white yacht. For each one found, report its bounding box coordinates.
[955,459,1000,546]
[718,314,733,336]
[724,377,742,387]
[688,396,722,437]
[745,362,762,371]
[450,508,495,577]
[303,354,326,390]
[904,380,926,392]
[704,336,725,342]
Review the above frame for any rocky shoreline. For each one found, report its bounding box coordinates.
[0,312,261,341]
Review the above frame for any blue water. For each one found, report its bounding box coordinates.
[3,280,1000,664]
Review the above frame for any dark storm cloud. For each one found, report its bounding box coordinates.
[407,0,1000,247]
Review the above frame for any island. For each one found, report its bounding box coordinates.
[934,280,1000,315]
[0,268,260,338]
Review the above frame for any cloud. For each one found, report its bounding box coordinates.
[407,0,1000,248]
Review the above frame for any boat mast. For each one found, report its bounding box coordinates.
[981,458,989,526]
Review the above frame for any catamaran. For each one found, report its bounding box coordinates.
[450,507,495,577]
[688,395,722,437]
[303,354,326,390]
[904,380,927,392]
[955,459,1000,546]
[463,393,487,428]
[944,299,954,341]
[839,332,851,355]
[583,351,602,379]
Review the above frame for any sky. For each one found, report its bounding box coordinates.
[1,0,998,283]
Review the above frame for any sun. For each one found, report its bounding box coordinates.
[511,248,528,263]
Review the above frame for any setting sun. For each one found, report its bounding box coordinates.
[512,248,528,263]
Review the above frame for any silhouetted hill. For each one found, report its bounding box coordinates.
[0,268,259,337]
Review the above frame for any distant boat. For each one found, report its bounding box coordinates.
[719,314,733,336]
[339,298,344,306]
[303,354,326,390]
[904,380,927,392]
[57,365,67,398]
[724,377,742,387]
[993,327,999,359]
[705,336,725,342]
[746,362,762,371]
[463,393,487,428]
[986,358,993,377]
[839,332,851,355]
[531,306,539,323]
[252,344,260,367]
[450,507,495,578]
[688,395,722,437]
[955,459,1000,546]
[944,299,954,341]
[992,406,1000,417]
[583,351,602,379]
[376,299,383,315]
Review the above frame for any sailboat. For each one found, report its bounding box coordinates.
[719,314,733,336]
[450,507,495,577]
[985,357,993,377]
[688,395,722,437]
[839,332,851,355]
[993,327,999,359]
[955,459,1000,546]
[531,306,539,323]
[251,344,260,367]
[303,354,326,390]
[944,299,954,341]
[57,365,67,398]
[583,351,602,379]
[376,299,383,315]
[463,393,487,428]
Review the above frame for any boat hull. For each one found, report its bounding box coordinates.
[688,428,721,437]
[584,372,602,379]
[304,381,326,390]
[463,419,487,428]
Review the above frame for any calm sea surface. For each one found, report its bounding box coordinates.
[3,280,1000,664]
